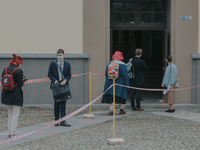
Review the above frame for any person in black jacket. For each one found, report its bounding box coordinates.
[1,54,24,138]
[48,49,71,127]
[130,49,148,111]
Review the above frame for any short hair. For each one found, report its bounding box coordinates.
[135,48,143,55]
[57,49,64,54]
[167,55,172,62]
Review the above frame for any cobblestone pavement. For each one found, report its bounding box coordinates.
[1,108,200,150]
[0,107,96,132]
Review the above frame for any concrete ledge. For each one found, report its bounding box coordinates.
[1,104,200,109]
[192,54,200,59]
[0,53,89,59]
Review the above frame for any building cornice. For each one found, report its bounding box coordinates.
[0,53,89,59]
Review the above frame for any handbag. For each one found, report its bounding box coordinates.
[171,65,179,89]
[174,78,179,88]
[52,62,72,103]
[52,82,70,97]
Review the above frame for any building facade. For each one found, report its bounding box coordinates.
[0,0,199,106]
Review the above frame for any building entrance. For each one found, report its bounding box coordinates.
[112,30,166,102]
[110,0,168,102]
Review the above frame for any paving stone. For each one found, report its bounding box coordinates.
[1,108,200,149]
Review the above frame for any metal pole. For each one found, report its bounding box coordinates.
[89,72,92,114]
[113,78,115,138]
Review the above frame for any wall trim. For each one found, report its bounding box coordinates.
[0,53,89,59]
[192,54,200,59]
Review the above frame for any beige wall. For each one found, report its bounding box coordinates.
[170,0,198,103]
[0,0,83,54]
[83,0,110,103]
[199,0,200,53]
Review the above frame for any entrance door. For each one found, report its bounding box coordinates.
[111,30,166,89]
[110,0,168,102]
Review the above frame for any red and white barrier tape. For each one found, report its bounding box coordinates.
[0,84,114,144]
[0,72,104,85]
[71,73,89,77]
[91,73,105,76]
[24,78,51,84]
[23,72,104,84]
[114,83,200,91]
[0,73,90,86]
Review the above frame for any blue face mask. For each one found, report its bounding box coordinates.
[57,56,63,62]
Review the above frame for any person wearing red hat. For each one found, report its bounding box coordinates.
[1,54,24,139]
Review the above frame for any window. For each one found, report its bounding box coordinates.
[111,0,135,24]
[111,0,166,28]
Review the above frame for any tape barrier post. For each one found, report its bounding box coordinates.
[113,78,115,139]
[108,79,125,145]
[89,72,92,114]
[83,72,95,119]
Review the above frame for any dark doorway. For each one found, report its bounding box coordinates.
[112,30,165,102]
[110,0,168,102]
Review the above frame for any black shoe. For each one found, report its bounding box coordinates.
[132,108,136,111]
[165,109,175,113]
[165,109,170,112]
[169,109,175,113]
[119,110,126,115]
[54,123,59,126]
[60,122,71,127]
[109,112,113,116]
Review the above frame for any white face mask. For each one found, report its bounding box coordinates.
[57,56,63,62]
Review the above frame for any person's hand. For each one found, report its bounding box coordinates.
[23,76,28,82]
[60,80,67,85]
[54,81,58,84]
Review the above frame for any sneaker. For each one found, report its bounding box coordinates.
[119,110,126,115]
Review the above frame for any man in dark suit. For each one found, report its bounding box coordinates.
[130,48,148,111]
[48,49,71,127]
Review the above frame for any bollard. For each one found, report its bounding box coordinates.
[108,79,125,145]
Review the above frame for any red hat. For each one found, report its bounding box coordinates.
[112,51,124,61]
[9,54,23,67]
